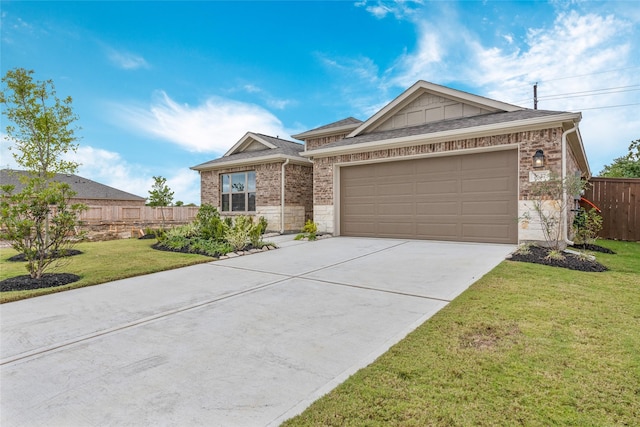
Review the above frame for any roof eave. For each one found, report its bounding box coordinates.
[292,123,362,140]
[302,112,582,158]
[191,154,312,171]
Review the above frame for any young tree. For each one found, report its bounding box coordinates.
[148,176,174,228]
[599,139,640,178]
[0,68,85,279]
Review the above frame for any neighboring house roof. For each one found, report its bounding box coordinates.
[0,169,146,201]
[292,117,363,140]
[191,132,312,171]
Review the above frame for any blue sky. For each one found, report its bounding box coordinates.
[2,1,638,204]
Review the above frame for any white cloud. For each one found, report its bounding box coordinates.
[106,47,150,70]
[112,91,290,153]
[0,134,20,170]
[384,8,638,175]
[356,0,424,20]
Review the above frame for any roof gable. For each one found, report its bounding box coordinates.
[191,133,310,171]
[292,117,362,140]
[348,80,524,137]
[224,132,277,156]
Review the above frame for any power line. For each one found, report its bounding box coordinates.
[539,88,640,101]
[537,66,640,84]
[537,85,640,99]
[578,103,640,111]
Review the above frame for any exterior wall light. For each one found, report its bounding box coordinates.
[532,149,545,168]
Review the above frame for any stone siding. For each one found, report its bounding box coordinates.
[313,205,334,234]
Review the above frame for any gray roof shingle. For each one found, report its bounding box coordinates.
[0,169,146,201]
[307,109,571,151]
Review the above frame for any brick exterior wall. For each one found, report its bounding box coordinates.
[313,128,567,206]
[305,132,352,151]
[200,163,282,208]
[199,161,313,230]
[284,163,313,221]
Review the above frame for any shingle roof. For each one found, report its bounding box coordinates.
[191,134,307,170]
[307,109,571,151]
[300,117,362,134]
[0,169,146,201]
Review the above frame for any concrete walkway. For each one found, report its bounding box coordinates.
[0,237,515,426]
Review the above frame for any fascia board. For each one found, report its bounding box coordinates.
[292,123,361,140]
[302,112,581,158]
[191,154,311,171]
[347,81,524,138]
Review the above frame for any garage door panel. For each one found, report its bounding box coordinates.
[462,177,510,193]
[416,201,459,215]
[378,221,414,235]
[462,224,512,242]
[340,150,517,243]
[378,203,414,215]
[416,223,460,239]
[462,200,511,215]
[415,180,458,195]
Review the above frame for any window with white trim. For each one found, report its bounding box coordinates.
[221,171,256,212]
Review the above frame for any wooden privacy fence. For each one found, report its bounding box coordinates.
[78,205,199,225]
[582,177,639,241]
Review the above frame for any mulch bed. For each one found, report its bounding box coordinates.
[508,245,608,272]
[570,243,616,254]
[0,273,81,292]
[7,249,83,262]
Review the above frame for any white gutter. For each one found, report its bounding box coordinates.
[562,123,579,246]
[280,159,290,233]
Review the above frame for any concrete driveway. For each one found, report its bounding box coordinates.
[1,237,514,426]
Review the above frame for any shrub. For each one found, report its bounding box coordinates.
[196,204,227,241]
[224,216,253,251]
[295,219,318,241]
[249,217,268,248]
[573,208,603,244]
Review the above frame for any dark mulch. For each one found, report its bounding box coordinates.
[570,243,616,254]
[138,234,158,240]
[7,249,83,262]
[509,246,608,272]
[0,273,81,292]
[152,242,220,258]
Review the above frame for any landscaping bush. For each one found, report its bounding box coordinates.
[153,211,268,256]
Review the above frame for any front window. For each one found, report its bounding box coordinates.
[221,171,256,212]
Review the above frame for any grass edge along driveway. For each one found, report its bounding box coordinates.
[283,240,640,426]
[0,239,211,303]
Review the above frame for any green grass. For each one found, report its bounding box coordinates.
[283,240,640,426]
[0,238,212,303]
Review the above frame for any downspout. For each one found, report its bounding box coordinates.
[561,123,578,246]
[280,159,290,234]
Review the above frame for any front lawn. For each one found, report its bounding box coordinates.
[283,240,640,426]
[0,238,211,303]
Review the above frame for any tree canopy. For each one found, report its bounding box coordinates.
[599,139,640,178]
[1,68,80,177]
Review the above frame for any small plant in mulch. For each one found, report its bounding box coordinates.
[509,245,608,272]
[295,219,318,241]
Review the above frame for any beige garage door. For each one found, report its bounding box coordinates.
[340,150,518,244]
